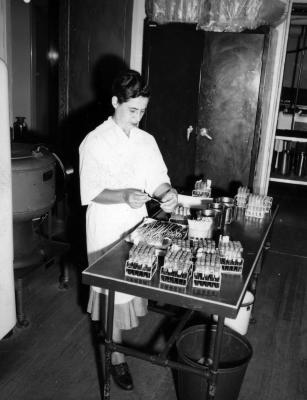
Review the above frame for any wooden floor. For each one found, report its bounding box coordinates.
[0,195,307,400]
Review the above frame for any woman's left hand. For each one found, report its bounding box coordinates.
[160,188,178,213]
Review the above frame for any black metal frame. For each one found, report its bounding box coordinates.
[100,289,225,400]
[84,206,279,400]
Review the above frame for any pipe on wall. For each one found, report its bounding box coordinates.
[0,58,16,339]
[130,0,146,72]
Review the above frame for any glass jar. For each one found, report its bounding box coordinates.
[13,117,28,142]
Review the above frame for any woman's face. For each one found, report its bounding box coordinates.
[112,96,149,134]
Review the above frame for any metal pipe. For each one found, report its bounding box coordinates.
[291,25,307,130]
[104,290,115,400]
[207,317,225,400]
[108,342,210,379]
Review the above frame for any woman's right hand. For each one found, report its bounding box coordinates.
[123,189,149,209]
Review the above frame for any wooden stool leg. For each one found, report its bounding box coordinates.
[15,278,29,327]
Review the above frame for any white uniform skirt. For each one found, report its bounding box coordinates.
[87,287,148,330]
[86,230,148,330]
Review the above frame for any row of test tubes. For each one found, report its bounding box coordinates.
[126,243,157,279]
[193,253,221,290]
[160,248,193,286]
[171,238,217,255]
[192,179,212,198]
[245,194,272,218]
[172,205,191,218]
[235,187,273,218]
[235,186,250,208]
[218,238,244,274]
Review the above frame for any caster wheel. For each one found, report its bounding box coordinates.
[17,319,30,328]
[59,280,69,290]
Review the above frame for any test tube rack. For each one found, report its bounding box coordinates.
[159,248,193,288]
[234,186,250,208]
[125,243,158,281]
[245,194,273,218]
[192,253,222,290]
[218,239,244,275]
[125,259,158,280]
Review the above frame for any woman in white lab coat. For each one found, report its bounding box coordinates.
[79,69,177,390]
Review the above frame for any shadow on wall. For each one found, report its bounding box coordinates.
[59,54,128,310]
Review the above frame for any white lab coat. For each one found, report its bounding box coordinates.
[79,117,170,305]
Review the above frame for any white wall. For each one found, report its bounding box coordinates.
[0,0,16,339]
[130,0,146,72]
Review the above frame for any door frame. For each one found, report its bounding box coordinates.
[253,8,292,194]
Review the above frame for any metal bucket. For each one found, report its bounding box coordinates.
[213,291,254,335]
[176,324,253,400]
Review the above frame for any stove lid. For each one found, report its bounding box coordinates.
[11,143,46,160]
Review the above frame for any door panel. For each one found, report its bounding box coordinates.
[195,32,265,194]
[143,23,204,191]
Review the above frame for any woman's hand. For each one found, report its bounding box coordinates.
[160,188,178,213]
[123,189,149,209]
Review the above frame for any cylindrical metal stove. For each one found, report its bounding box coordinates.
[11,143,56,270]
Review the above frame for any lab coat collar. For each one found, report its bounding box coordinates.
[108,116,138,141]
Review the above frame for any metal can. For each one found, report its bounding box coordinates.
[215,197,235,225]
[200,209,217,239]
[295,151,306,177]
[210,202,223,229]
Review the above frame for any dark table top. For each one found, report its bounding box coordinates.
[82,206,278,318]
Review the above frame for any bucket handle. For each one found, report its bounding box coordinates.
[241,300,254,309]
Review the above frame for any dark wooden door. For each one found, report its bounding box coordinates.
[142,23,204,191]
[143,24,266,196]
[59,0,133,163]
[195,32,265,195]
[30,0,59,142]
[57,0,134,266]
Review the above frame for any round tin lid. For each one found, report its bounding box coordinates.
[11,143,45,160]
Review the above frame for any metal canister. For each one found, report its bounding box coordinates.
[280,149,292,176]
[295,151,306,177]
[210,202,223,229]
[200,209,216,239]
[215,197,235,225]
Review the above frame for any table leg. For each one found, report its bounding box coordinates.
[250,250,263,296]
[207,316,225,400]
[15,278,29,327]
[103,289,115,400]
[47,208,52,239]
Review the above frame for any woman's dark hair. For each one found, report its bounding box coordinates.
[111,69,150,104]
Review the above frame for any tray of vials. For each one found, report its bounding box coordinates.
[245,194,273,218]
[218,238,244,275]
[160,248,193,288]
[170,238,217,257]
[128,218,187,249]
[192,179,212,198]
[169,205,191,225]
[234,186,250,208]
[192,238,217,256]
[192,252,222,290]
[125,243,158,280]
